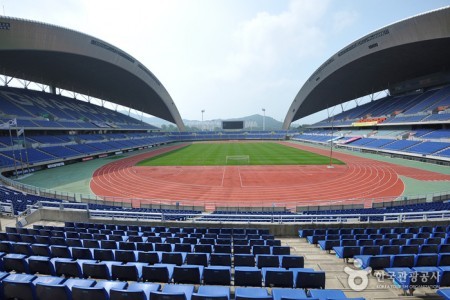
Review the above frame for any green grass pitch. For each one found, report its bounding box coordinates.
[136,142,344,166]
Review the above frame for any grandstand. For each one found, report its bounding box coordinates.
[0,6,450,300]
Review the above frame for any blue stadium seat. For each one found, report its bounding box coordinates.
[272,246,290,255]
[36,278,96,300]
[210,253,232,266]
[28,255,56,276]
[253,245,271,255]
[31,244,52,257]
[55,258,91,278]
[391,254,415,268]
[82,261,120,280]
[234,245,252,254]
[186,253,209,266]
[309,289,365,300]
[333,246,360,262]
[192,286,230,300]
[234,287,271,300]
[149,284,195,300]
[109,282,161,300]
[51,245,72,258]
[3,253,29,273]
[415,253,438,267]
[3,274,63,300]
[256,255,280,268]
[161,252,186,266]
[203,266,231,285]
[155,243,172,252]
[71,247,94,260]
[137,251,161,264]
[174,243,193,253]
[214,245,232,254]
[262,267,294,288]
[354,255,390,272]
[72,280,128,300]
[173,265,204,284]
[293,268,326,289]
[193,244,212,254]
[111,262,147,281]
[439,253,450,266]
[439,266,450,287]
[14,242,33,256]
[234,266,262,287]
[101,240,118,250]
[280,255,304,269]
[438,288,450,300]
[234,254,255,267]
[318,240,340,253]
[115,250,138,262]
[271,288,307,300]
[142,263,175,283]
[136,242,154,251]
[94,249,115,261]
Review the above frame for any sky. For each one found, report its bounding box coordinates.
[1,0,449,126]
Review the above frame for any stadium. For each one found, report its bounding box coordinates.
[0,5,449,300]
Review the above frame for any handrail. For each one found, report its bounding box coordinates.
[34,201,450,224]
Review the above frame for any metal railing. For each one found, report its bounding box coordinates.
[33,201,450,224]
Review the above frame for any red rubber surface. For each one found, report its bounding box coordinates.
[90,142,450,210]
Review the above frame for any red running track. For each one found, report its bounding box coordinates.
[90,142,450,209]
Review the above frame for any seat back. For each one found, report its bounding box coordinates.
[82,262,111,280]
[256,255,280,268]
[295,270,326,289]
[203,267,231,285]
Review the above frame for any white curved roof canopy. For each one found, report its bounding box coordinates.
[283,6,450,129]
[0,16,185,131]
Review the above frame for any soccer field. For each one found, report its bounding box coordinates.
[136,142,344,166]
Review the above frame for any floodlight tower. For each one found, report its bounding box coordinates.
[262,108,266,131]
[201,109,205,131]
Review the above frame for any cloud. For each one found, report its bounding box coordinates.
[332,9,359,33]
[216,0,329,81]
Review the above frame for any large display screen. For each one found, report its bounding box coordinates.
[222,121,244,130]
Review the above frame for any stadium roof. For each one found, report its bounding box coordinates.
[0,16,185,131]
[283,6,450,129]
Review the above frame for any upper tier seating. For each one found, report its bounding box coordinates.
[0,87,157,130]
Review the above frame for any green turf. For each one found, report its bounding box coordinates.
[136,142,344,166]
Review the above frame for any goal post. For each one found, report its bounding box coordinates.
[225,155,250,165]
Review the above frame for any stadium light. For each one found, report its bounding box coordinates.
[262,108,266,131]
[201,109,205,131]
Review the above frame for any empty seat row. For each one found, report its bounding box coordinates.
[309,234,448,246]
[0,249,303,269]
[299,225,450,238]
[61,223,271,236]
[318,237,448,250]
[5,228,276,240]
[0,241,290,260]
[326,243,450,258]
[1,235,282,251]
[0,254,311,288]
[0,271,364,300]
[2,231,280,246]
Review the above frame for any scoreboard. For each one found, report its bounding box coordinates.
[222,121,244,130]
